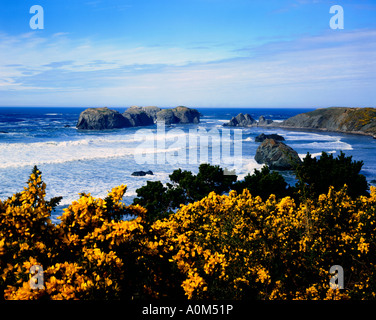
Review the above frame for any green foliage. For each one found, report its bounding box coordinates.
[233,165,288,201]
[132,181,171,223]
[134,152,370,221]
[133,164,237,222]
[294,151,368,199]
[168,163,237,203]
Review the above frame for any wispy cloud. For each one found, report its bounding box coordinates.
[0,32,236,90]
[0,28,375,107]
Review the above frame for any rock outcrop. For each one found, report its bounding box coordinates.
[279,107,376,138]
[123,106,155,127]
[258,116,273,126]
[223,113,273,127]
[156,106,200,125]
[142,106,162,120]
[224,107,376,138]
[76,107,130,130]
[131,170,153,176]
[255,138,302,170]
[223,113,257,127]
[171,106,200,124]
[255,133,285,143]
[156,109,177,125]
[76,106,200,130]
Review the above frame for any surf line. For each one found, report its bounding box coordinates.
[133,121,243,170]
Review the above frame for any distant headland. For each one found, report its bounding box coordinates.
[223,107,376,138]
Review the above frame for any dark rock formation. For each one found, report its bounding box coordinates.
[258,116,273,126]
[131,170,154,176]
[255,133,285,143]
[76,107,130,130]
[223,113,256,127]
[223,114,274,127]
[77,106,200,130]
[223,107,376,138]
[156,109,177,125]
[225,107,376,138]
[123,106,155,127]
[255,138,302,170]
[142,106,162,120]
[279,107,376,138]
[157,106,200,125]
[172,106,200,124]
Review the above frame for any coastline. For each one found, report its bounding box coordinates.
[222,107,376,140]
[263,123,376,139]
[1,107,376,218]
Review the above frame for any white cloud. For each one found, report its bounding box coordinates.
[0,29,375,107]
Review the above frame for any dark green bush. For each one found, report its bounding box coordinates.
[294,151,368,199]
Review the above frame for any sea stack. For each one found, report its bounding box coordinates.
[223,113,256,127]
[76,106,200,130]
[223,113,273,127]
[76,107,130,130]
[255,133,285,143]
[255,138,302,170]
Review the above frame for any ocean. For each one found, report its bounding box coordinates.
[1,106,375,223]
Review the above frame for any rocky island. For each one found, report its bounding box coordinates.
[223,114,273,127]
[255,138,302,170]
[76,106,200,130]
[223,113,257,127]
[255,133,285,142]
[131,170,154,176]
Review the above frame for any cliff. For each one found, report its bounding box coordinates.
[279,107,376,138]
[223,107,376,138]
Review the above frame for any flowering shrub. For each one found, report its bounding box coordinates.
[0,168,166,299]
[154,186,376,299]
[1,167,376,299]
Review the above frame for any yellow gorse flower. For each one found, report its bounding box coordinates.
[1,168,376,300]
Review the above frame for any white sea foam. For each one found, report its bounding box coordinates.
[298,150,337,160]
[284,132,338,141]
[0,135,187,169]
[283,131,354,151]
[0,126,242,169]
[1,108,375,226]
[236,160,264,180]
[295,140,353,151]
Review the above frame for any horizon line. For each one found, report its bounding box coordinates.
[0,105,373,110]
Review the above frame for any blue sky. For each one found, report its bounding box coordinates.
[0,0,375,108]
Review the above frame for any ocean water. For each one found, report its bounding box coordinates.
[1,107,376,223]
